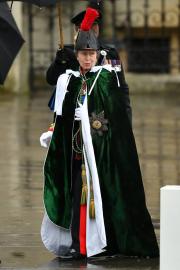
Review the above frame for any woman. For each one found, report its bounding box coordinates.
[40,29,159,260]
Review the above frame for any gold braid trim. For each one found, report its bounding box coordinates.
[80,164,88,205]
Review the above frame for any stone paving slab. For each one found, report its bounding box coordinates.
[2,91,180,269]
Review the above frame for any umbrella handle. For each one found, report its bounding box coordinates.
[57,2,64,49]
[10,1,13,11]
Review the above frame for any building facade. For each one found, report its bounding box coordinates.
[2,0,180,92]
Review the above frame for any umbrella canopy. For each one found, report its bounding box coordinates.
[0,0,57,6]
[0,0,78,7]
[0,2,25,84]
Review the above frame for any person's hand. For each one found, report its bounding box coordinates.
[55,48,76,65]
[75,107,82,121]
[75,103,83,121]
[40,131,53,148]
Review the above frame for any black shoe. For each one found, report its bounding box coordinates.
[88,251,119,261]
[59,249,86,260]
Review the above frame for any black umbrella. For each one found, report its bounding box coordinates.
[0,2,25,84]
[0,0,57,6]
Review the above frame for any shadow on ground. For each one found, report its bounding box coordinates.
[39,255,159,270]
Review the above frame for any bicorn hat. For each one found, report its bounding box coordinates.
[75,29,99,51]
[75,7,100,51]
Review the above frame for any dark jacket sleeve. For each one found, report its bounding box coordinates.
[116,65,132,126]
[99,46,121,66]
[104,47,132,124]
[46,61,71,86]
[46,47,78,86]
[89,0,101,9]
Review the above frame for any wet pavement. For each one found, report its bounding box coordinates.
[0,90,180,269]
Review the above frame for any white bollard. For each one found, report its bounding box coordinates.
[160,185,180,270]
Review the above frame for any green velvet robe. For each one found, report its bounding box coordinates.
[44,67,159,257]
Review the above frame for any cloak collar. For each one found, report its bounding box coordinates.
[66,64,121,77]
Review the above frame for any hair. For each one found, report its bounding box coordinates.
[75,49,100,61]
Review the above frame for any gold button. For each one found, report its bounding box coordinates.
[92,120,102,130]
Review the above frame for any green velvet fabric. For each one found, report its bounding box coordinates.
[44,68,159,257]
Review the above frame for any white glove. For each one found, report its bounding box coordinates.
[75,103,83,121]
[40,131,53,148]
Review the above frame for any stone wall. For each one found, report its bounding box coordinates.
[126,73,180,94]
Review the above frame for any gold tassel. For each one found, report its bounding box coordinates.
[80,163,96,219]
[81,184,88,205]
[80,164,88,205]
[89,185,95,219]
[89,198,95,219]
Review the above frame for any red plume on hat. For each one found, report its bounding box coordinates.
[80,7,99,31]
